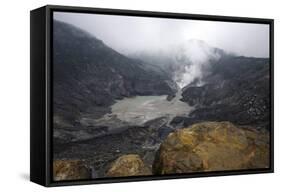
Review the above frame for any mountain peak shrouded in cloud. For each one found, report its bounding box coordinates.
[130,39,227,88]
[54,12,269,58]
[53,12,270,89]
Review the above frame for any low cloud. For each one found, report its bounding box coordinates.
[54,12,270,88]
[54,12,269,58]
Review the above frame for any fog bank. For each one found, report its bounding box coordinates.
[54,12,269,58]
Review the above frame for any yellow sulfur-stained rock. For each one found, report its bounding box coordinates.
[53,159,91,181]
[106,154,152,177]
[153,121,269,174]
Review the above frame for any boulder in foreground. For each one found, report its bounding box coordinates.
[106,154,152,177]
[153,121,269,174]
[53,159,91,181]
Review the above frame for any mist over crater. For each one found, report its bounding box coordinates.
[54,12,269,89]
[54,12,269,58]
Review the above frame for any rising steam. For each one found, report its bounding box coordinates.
[170,39,222,88]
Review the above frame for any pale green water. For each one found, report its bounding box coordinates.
[107,90,193,125]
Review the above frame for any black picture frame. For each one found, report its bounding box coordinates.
[30,5,274,187]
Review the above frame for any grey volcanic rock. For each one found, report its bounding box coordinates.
[53,20,177,143]
[181,56,270,129]
[170,116,200,128]
[53,117,174,177]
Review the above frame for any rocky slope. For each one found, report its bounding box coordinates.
[53,117,173,178]
[53,20,177,143]
[53,121,269,180]
[180,56,270,129]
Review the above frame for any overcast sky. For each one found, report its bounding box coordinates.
[54,12,270,58]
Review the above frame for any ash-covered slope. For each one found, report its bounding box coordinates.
[53,20,177,142]
[53,20,176,122]
[181,55,270,129]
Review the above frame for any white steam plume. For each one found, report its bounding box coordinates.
[171,39,222,88]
